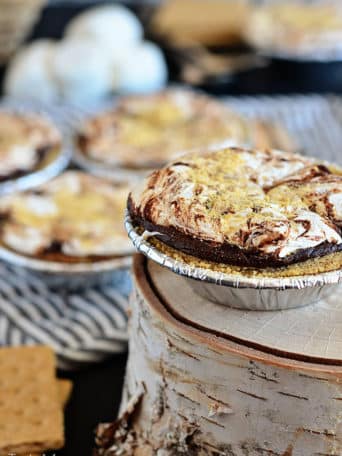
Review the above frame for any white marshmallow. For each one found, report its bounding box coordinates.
[4,40,58,102]
[4,7,166,103]
[65,5,143,47]
[114,41,168,94]
[51,38,113,103]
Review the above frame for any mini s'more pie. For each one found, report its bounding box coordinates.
[0,171,134,262]
[0,112,61,182]
[128,147,342,270]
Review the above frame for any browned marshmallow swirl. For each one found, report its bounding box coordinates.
[0,171,134,261]
[77,89,294,170]
[128,147,342,268]
[0,112,61,181]
[245,3,342,57]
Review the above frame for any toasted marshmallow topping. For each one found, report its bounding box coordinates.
[78,89,288,169]
[130,147,342,262]
[0,171,134,259]
[246,3,342,56]
[0,112,61,178]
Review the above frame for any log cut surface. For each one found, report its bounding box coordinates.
[148,261,342,365]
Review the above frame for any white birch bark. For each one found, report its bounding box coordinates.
[96,256,342,456]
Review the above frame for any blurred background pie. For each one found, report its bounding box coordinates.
[245,2,342,59]
[76,88,295,177]
[0,171,134,262]
[0,112,61,182]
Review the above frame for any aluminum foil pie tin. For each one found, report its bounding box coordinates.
[258,47,342,63]
[0,245,132,291]
[0,145,72,195]
[0,104,72,195]
[71,87,247,185]
[73,137,240,186]
[125,214,342,311]
[73,147,150,185]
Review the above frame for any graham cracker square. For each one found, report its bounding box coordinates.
[0,345,64,455]
[58,379,73,408]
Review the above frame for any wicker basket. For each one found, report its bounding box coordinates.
[0,0,46,64]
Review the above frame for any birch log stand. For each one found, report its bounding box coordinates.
[96,255,342,456]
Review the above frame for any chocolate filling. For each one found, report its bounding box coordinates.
[41,239,118,263]
[0,145,54,183]
[76,134,88,156]
[0,211,125,264]
[128,195,342,268]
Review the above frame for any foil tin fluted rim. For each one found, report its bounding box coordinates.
[0,144,72,195]
[0,104,72,195]
[73,147,149,184]
[0,244,132,274]
[125,213,342,290]
[257,48,342,63]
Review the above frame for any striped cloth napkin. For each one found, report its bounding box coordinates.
[0,263,131,370]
